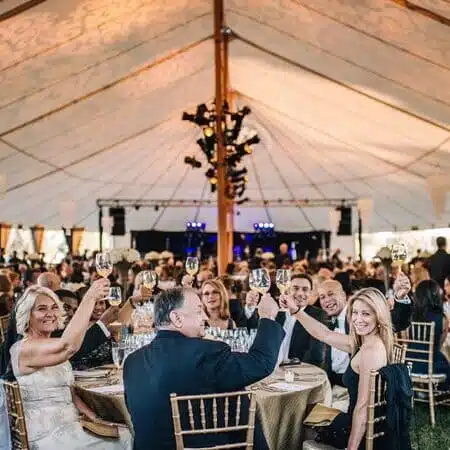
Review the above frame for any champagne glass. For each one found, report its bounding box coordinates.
[96,252,112,278]
[108,286,122,307]
[185,257,199,277]
[276,269,291,312]
[249,268,271,295]
[142,270,158,289]
[391,242,408,272]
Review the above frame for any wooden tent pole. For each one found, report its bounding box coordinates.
[214,0,229,275]
[223,26,234,265]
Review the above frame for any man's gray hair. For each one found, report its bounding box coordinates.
[153,287,185,328]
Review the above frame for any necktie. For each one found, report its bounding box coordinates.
[329,317,338,331]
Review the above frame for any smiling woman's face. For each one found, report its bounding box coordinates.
[351,299,377,337]
[29,294,61,335]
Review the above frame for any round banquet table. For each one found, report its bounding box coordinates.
[74,363,331,450]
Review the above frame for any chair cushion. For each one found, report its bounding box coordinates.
[303,440,338,450]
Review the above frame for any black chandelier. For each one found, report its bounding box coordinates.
[182,102,260,205]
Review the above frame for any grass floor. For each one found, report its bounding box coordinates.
[411,404,450,450]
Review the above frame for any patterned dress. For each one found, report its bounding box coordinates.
[10,341,132,449]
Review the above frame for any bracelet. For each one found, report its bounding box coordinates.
[292,306,302,315]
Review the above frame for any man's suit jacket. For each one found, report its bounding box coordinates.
[123,318,285,450]
[429,249,450,287]
[276,306,327,368]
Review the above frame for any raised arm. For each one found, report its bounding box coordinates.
[206,294,285,391]
[280,294,351,353]
[19,279,110,372]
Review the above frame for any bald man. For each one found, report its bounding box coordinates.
[37,272,61,292]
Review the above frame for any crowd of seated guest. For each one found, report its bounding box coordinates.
[2,236,450,448]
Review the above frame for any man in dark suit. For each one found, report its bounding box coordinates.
[276,274,327,368]
[429,236,450,288]
[123,287,284,450]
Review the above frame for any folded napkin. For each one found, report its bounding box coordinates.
[80,419,119,439]
[303,403,342,426]
[73,370,109,379]
[87,384,124,395]
[268,382,309,392]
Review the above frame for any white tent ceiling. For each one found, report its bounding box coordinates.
[0,0,449,233]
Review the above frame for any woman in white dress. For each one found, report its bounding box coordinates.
[9,279,132,449]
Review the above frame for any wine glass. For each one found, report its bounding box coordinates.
[111,342,126,368]
[391,242,408,272]
[96,252,112,279]
[185,257,199,276]
[108,286,122,307]
[142,270,158,289]
[276,269,291,312]
[249,269,271,295]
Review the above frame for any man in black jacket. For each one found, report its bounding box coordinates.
[429,236,450,288]
[276,274,327,368]
[124,287,284,450]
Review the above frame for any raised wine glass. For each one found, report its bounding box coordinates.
[391,242,408,272]
[185,257,199,276]
[142,270,158,290]
[276,269,291,312]
[95,252,112,279]
[108,286,122,307]
[249,268,271,295]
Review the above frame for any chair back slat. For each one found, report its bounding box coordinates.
[392,343,406,364]
[187,399,195,430]
[2,381,29,450]
[0,314,9,344]
[170,391,256,450]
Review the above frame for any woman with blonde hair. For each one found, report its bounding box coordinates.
[201,279,236,330]
[281,287,393,450]
[9,280,132,449]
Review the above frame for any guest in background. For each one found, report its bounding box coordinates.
[54,289,79,327]
[411,280,449,387]
[37,272,61,292]
[124,287,284,450]
[276,242,292,268]
[429,236,450,288]
[201,279,235,330]
[443,275,450,319]
[0,274,12,316]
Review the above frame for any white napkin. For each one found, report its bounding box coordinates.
[73,370,109,379]
[268,382,309,392]
[87,384,124,395]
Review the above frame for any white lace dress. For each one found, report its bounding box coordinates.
[10,341,132,450]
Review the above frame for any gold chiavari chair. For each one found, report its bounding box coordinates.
[396,321,449,427]
[303,345,407,450]
[0,314,9,344]
[170,390,257,450]
[393,343,407,364]
[2,381,29,449]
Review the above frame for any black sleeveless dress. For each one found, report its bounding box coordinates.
[340,357,387,450]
